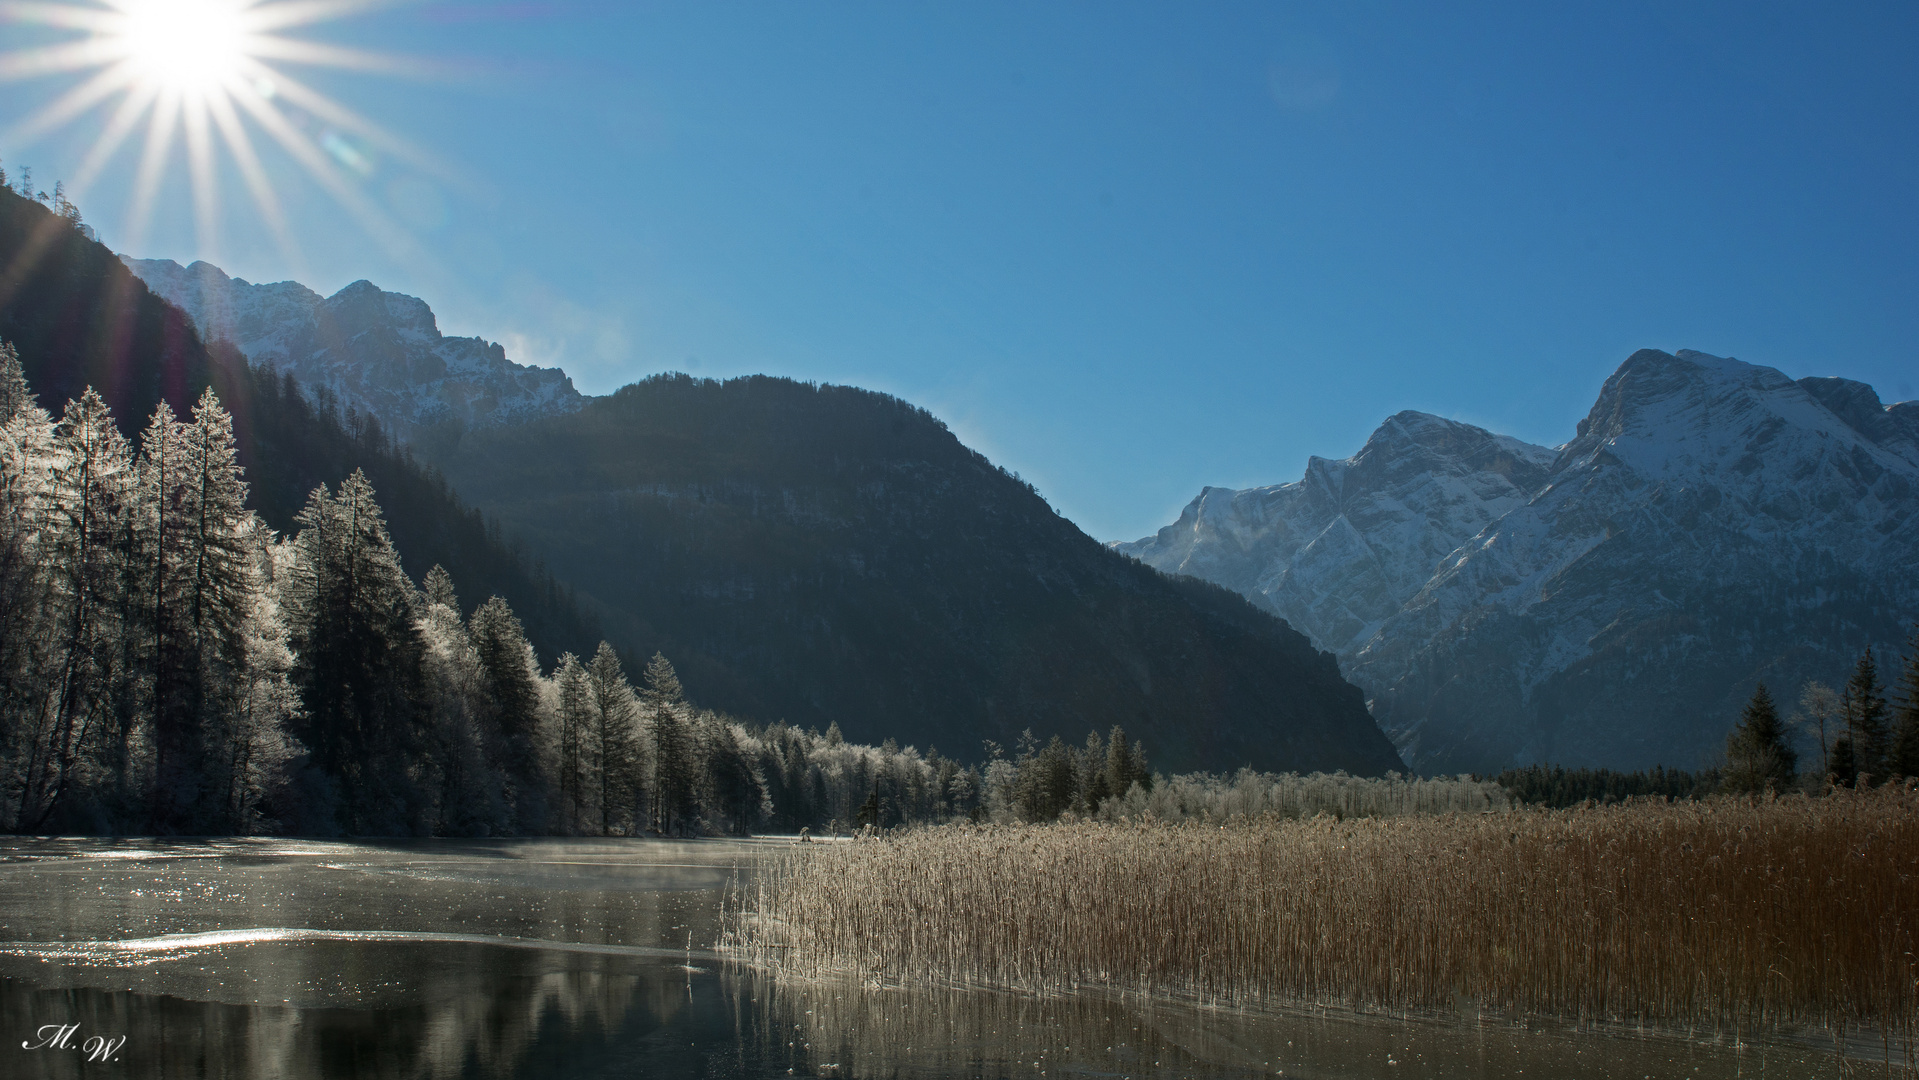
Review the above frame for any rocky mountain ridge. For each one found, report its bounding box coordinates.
[121,257,581,433]
[1120,349,1919,773]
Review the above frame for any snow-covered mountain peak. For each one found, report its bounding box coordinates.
[326,279,439,340]
[1560,348,1915,488]
[122,256,582,433]
[1125,347,1918,774]
[1115,410,1556,658]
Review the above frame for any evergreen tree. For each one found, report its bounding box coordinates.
[1080,730,1112,811]
[22,389,134,829]
[422,564,459,612]
[585,642,641,836]
[1843,650,1889,784]
[283,470,427,834]
[416,568,503,836]
[1105,725,1151,795]
[703,717,764,834]
[214,521,302,832]
[1726,682,1796,793]
[140,389,255,831]
[0,341,30,419]
[642,652,695,834]
[469,595,547,833]
[1013,735,1076,822]
[0,341,57,828]
[553,652,591,833]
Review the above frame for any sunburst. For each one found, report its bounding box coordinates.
[0,0,442,266]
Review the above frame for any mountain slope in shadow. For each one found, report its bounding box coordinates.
[428,373,1404,774]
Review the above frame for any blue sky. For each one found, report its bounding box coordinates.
[4,1,1916,541]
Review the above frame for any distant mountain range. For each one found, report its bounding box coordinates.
[1119,349,1919,773]
[121,256,1400,775]
[123,258,581,433]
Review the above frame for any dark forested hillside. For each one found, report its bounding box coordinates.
[0,185,595,660]
[426,373,1403,775]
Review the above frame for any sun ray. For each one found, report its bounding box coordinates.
[204,78,300,270]
[0,1,121,33]
[67,78,158,196]
[234,56,467,190]
[125,86,180,254]
[248,36,421,76]
[224,76,422,264]
[244,0,397,34]
[3,59,139,146]
[183,91,220,261]
[0,37,126,80]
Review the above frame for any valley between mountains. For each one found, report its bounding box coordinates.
[125,255,1918,777]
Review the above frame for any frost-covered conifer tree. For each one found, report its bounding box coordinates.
[1079,730,1111,810]
[21,389,134,829]
[135,389,257,830]
[415,565,504,835]
[641,652,696,834]
[214,521,303,832]
[1104,726,1151,797]
[283,470,427,834]
[422,564,459,613]
[0,341,57,828]
[553,652,591,833]
[469,595,548,833]
[585,642,641,836]
[700,714,765,834]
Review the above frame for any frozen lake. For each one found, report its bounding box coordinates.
[0,838,1866,1078]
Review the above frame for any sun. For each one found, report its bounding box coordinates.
[117,0,254,93]
[0,0,443,266]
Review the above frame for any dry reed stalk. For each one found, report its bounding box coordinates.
[727,788,1919,1045]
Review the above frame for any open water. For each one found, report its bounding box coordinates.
[0,838,1876,1078]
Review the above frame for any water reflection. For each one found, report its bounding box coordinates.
[741,972,1866,1079]
[0,838,1881,1079]
[0,837,768,1078]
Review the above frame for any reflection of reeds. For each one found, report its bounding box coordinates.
[728,789,1919,1048]
[725,968,1848,1080]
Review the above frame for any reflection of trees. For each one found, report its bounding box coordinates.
[2,956,681,1079]
[0,838,782,1077]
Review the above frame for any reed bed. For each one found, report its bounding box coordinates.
[728,787,1919,1046]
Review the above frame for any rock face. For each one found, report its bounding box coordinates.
[1120,350,1919,774]
[121,257,581,433]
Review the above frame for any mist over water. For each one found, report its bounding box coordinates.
[0,839,1863,1078]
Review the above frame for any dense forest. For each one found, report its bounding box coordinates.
[0,339,1187,835]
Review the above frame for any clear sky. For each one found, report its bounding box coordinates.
[4,1,1916,541]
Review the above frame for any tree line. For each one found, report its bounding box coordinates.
[1497,639,1919,807]
[0,342,1166,835]
[1724,639,1919,794]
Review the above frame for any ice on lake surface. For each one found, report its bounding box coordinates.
[0,838,1868,1078]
